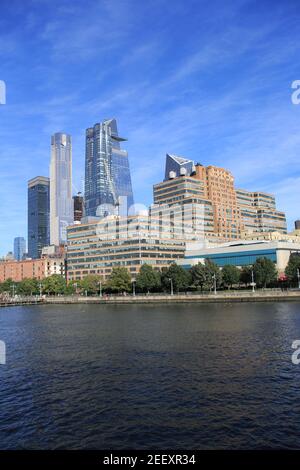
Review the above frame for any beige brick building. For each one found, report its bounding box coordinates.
[66,215,187,281]
[163,159,287,240]
[192,164,244,239]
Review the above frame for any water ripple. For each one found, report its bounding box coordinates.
[0,302,300,449]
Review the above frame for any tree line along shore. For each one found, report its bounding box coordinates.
[0,254,300,297]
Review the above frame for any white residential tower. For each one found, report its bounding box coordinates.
[50,133,73,246]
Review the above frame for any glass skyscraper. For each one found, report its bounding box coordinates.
[28,176,50,259]
[13,237,26,261]
[73,193,84,221]
[50,133,74,245]
[85,119,134,218]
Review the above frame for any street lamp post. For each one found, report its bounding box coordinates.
[212,274,217,295]
[169,278,174,296]
[39,282,42,298]
[132,281,136,297]
[99,281,102,297]
[12,283,15,298]
[251,270,256,293]
[297,268,300,289]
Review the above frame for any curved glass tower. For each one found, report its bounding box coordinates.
[85,119,134,218]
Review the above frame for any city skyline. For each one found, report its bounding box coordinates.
[1,0,300,254]
[0,120,292,256]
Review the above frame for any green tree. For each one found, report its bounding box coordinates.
[240,266,252,286]
[203,259,222,291]
[285,254,300,286]
[107,267,131,293]
[136,264,161,293]
[79,275,102,295]
[162,263,191,293]
[253,257,277,288]
[0,278,14,294]
[222,265,240,289]
[190,260,222,291]
[42,274,66,295]
[18,278,39,296]
[190,262,207,291]
[65,280,77,295]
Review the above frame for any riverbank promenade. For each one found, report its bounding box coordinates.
[2,290,300,307]
[45,290,300,304]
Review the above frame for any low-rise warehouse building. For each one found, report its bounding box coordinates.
[177,240,300,274]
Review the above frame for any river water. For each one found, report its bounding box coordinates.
[0,302,300,449]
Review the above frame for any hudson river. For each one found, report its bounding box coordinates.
[1,302,300,449]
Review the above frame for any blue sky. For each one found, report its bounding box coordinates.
[0,0,300,255]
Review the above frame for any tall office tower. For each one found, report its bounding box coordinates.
[28,176,50,259]
[73,193,84,221]
[295,220,300,230]
[84,119,134,218]
[50,133,74,246]
[193,164,244,240]
[14,237,26,261]
[164,154,195,181]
